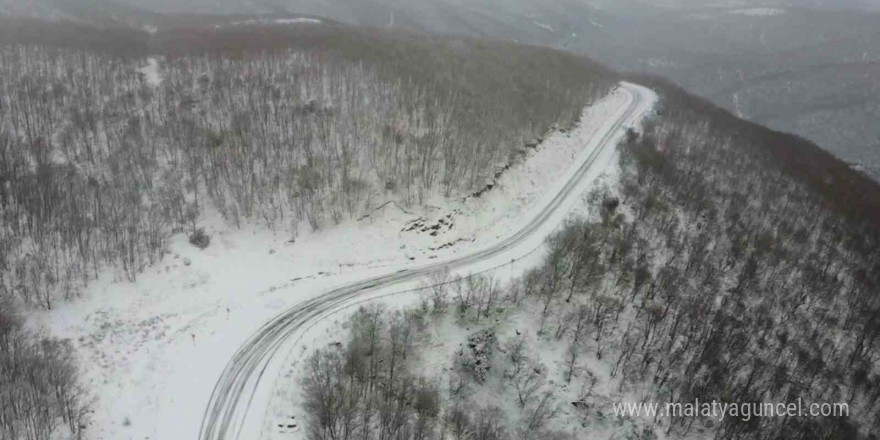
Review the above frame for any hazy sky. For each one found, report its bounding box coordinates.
[5,0,880,15]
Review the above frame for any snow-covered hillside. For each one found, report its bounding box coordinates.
[33,87,651,440]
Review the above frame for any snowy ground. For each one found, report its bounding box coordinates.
[32,84,653,440]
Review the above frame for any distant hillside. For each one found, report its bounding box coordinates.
[25,0,873,180]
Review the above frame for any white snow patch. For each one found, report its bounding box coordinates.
[732,92,744,118]
[534,21,554,32]
[229,17,322,26]
[729,7,786,16]
[272,17,322,24]
[686,12,711,20]
[642,57,679,68]
[137,57,162,87]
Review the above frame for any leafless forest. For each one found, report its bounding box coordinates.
[3,13,879,440]
[0,24,613,309]
[0,22,612,439]
[0,300,89,440]
[301,83,880,440]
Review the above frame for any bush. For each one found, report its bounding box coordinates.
[189,228,211,249]
[457,328,497,383]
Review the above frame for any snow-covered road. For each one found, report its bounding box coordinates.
[199,82,657,440]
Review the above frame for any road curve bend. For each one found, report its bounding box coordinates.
[199,82,656,440]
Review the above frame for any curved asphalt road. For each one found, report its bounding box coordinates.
[199,82,655,440]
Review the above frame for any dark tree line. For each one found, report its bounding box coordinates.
[0,18,150,59]
[0,301,90,440]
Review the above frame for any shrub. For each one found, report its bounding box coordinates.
[189,228,211,249]
[457,328,497,383]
